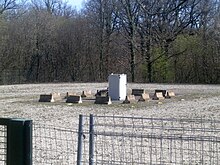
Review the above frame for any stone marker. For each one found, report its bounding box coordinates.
[142,93,150,100]
[95,96,112,105]
[155,90,166,97]
[152,92,165,100]
[66,92,76,98]
[39,94,55,102]
[127,95,136,102]
[138,95,145,102]
[81,90,93,98]
[66,95,82,103]
[168,91,175,97]
[138,93,150,102]
[95,89,108,97]
[39,92,61,102]
[81,91,87,97]
[122,96,130,104]
[51,92,62,101]
[165,91,175,99]
[131,89,145,96]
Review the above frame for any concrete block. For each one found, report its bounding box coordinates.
[155,90,166,97]
[138,93,150,102]
[51,92,62,101]
[81,90,92,97]
[142,93,150,100]
[95,89,108,97]
[122,96,130,104]
[95,96,112,105]
[66,92,76,98]
[127,95,136,102]
[152,92,165,100]
[39,94,55,102]
[66,95,82,103]
[167,91,175,97]
[132,89,145,96]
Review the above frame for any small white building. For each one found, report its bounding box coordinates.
[108,74,127,101]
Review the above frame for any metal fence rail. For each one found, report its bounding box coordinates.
[81,115,220,165]
[33,123,78,165]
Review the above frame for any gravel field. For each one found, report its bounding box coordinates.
[1,83,220,128]
[1,83,220,164]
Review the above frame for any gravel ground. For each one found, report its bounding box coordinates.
[1,83,220,128]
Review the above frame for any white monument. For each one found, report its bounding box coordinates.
[108,74,127,100]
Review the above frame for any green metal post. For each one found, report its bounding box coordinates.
[7,119,32,165]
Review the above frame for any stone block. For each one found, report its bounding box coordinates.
[167,91,175,97]
[81,90,92,97]
[138,93,150,102]
[66,95,82,103]
[95,89,108,97]
[95,96,112,105]
[51,92,62,101]
[152,92,165,100]
[131,89,145,96]
[142,93,150,100]
[155,90,166,97]
[66,92,76,98]
[122,96,130,104]
[39,94,55,102]
[127,95,136,102]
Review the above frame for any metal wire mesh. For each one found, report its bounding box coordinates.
[86,116,220,165]
[33,123,78,165]
[0,125,7,165]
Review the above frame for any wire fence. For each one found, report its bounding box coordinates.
[83,115,220,165]
[33,123,79,165]
[31,115,220,165]
[0,125,7,165]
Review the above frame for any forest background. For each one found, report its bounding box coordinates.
[1,0,220,84]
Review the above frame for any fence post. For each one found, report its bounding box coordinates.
[77,115,83,165]
[89,114,94,165]
[7,119,32,165]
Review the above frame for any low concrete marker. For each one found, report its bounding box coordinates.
[138,95,145,102]
[95,89,108,97]
[152,92,165,100]
[81,91,86,97]
[95,96,112,105]
[138,93,150,102]
[66,92,76,98]
[39,92,61,102]
[128,95,136,102]
[122,96,130,104]
[165,91,175,99]
[167,91,175,97]
[66,95,82,104]
[132,89,145,96]
[142,93,150,100]
[51,92,62,101]
[155,90,166,97]
[39,94,55,102]
[81,90,93,98]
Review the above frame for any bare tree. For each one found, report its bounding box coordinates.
[115,0,141,82]
[0,0,17,14]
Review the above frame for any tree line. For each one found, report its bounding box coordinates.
[0,0,220,84]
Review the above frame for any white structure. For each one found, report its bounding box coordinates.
[108,74,127,100]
